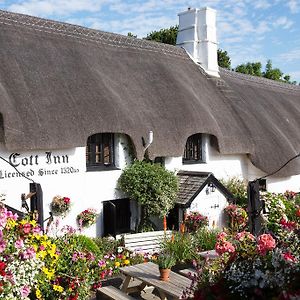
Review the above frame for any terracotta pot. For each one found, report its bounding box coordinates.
[159,268,171,281]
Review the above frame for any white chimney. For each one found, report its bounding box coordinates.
[176,7,219,77]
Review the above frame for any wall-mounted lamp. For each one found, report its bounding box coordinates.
[206,183,216,195]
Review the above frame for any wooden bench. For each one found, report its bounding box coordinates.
[122,230,172,253]
[97,286,135,300]
[179,268,197,278]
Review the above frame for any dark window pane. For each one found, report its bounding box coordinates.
[86,133,115,169]
[183,133,203,163]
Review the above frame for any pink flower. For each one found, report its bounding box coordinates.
[22,223,31,234]
[257,234,276,255]
[21,247,36,259]
[32,225,42,234]
[15,238,24,249]
[215,240,235,255]
[20,285,31,297]
[0,240,6,253]
[217,232,228,241]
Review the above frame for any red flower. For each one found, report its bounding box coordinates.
[282,252,297,263]
[68,293,78,300]
[0,261,6,276]
[64,197,71,204]
[296,209,300,217]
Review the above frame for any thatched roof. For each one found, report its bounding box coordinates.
[0,10,299,177]
[176,171,233,207]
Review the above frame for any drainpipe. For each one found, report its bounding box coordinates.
[144,131,153,152]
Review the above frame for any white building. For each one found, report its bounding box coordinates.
[0,8,299,236]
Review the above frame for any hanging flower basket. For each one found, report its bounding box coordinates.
[76,208,98,228]
[50,195,71,217]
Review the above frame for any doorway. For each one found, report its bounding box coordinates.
[103,199,131,237]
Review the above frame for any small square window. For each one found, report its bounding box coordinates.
[183,133,203,164]
[86,133,115,170]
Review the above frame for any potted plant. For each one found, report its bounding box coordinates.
[157,252,176,281]
[50,195,71,217]
[76,208,98,228]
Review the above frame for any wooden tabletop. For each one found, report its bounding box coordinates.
[120,262,192,299]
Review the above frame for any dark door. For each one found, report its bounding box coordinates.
[103,201,116,237]
[103,199,131,237]
[167,205,179,230]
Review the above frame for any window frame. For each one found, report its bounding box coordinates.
[182,133,204,164]
[86,133,117,171]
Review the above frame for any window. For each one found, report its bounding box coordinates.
[86,133,115,170]
[183,133,203,163]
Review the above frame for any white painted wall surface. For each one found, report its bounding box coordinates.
[188,187,228,229]
[1,133,299,237]
[0,134,132,237]
[164,135,300,193]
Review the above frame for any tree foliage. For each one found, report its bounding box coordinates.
[118,160,178,230]
[217,49,231,69]
[235,59,297,84]
[145,25,179,45]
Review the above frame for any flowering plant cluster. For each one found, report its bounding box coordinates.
[184,227,300,300]
[184,212,208,233]
[224,204,248,232]
[50,195,71,217]
[0,205,59,299]
[76,208,98,228]
[263,191,300,233]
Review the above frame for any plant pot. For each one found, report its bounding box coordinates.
[159,268,171,281]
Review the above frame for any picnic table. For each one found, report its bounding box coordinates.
[119,262,192,300]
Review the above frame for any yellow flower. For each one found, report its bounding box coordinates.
[30,220,37,226]
[53,284,64,293]
[36,289,42,299]
[122,255,126,260]
[6,219,16,229]
[37,250,47,259]
[115,261,120,267]
[42,267,55,280]
[124,259,130,265]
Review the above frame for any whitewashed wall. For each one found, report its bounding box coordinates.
[1,133,299,237]
[0,133,132,237]
[188,187,229,229]
[165,134,300,193]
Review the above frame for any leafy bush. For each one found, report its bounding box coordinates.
[221,177,248,207]
[93,237,121,255]
[193,227,220,252]
[118,160,178,231]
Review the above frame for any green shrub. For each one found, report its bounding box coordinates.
[73,234,102,257]
[118,160,178,231]
[193,227,220,251]
[221,177,248,207]
[93,237,121,255]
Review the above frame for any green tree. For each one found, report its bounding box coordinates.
[235,62,262,77]
[217,49,231,69]
[145,25,179,45]
[118,160,178,232]
[263,59,283,81]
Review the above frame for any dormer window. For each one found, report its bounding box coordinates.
[183,133,204,164]
[86,133,115,170]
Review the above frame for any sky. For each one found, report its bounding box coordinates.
[0,0,300,83]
